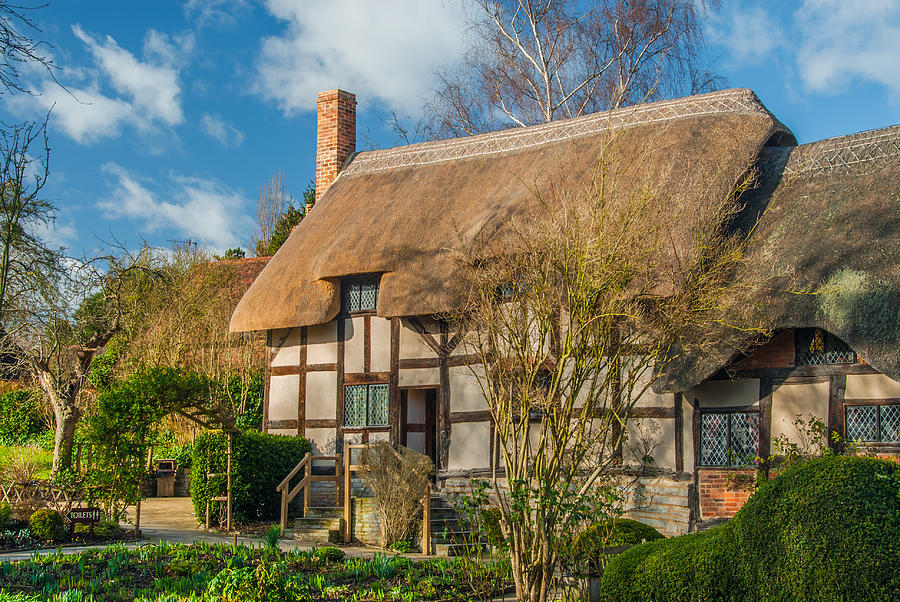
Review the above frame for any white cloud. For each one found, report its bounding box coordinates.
[184,0,252,28]
[200,113,245,147]
[98,163,253,250]
[72,25,184,127]
[704,2,784,65]
[794,0,900,99]
[256,0,472,114]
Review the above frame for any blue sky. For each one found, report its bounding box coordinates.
[3,0,899,257]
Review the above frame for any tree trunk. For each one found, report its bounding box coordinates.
[51,401,80,476]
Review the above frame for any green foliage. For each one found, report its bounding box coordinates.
[481,506,505,550]
[261,524,281,551]
[0,502,11,529]
[28,508,64,543]
[314,546,345,562]
[600,456,900,601]
[84,366,211,520]
[569,518,664,576]
[190,431,310,524]
[229,373,264,431]
[0,390,46,446]
[93,520,121,539]
[0,541,511,600]
[213,247,245,260]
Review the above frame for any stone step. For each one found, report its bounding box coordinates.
[284,527,341,544]
[303,506,343,519]
[293,516,343,531]
[432,540,487,557]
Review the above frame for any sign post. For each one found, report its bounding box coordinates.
[66,507,102,537]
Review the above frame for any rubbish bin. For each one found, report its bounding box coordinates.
[155,459,177,497]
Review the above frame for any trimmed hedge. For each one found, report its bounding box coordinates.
[29,509,65,543]
[190,431,311,524]
[571,518,664,576]
[600,456,900,601]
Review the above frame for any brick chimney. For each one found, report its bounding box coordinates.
[315,89,356,202]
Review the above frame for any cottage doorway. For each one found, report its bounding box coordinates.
[399,387,439,470]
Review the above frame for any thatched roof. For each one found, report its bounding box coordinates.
[231,88,793,333]
[656,125,900,391]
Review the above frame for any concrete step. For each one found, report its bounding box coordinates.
[284,527,342,544]
[293,516,343,531]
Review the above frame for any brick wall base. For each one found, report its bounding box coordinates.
[698,469,756,520]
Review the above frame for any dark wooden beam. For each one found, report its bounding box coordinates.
[364,315,371,373]
[270,365,301,376]
[263,330,271,433]
[829,373,847,453]
[298,327,307,437]
[305,419,337,429]
[758,376,774,459]
[267,419,300,430]
[628,406,676,419]
[344,372,391,385]
[450,410,493,423]
[306,363,338,372]
[390,317,400,446]
[438,323,451,470]
[336,319,345,453]
[407,316,443,356]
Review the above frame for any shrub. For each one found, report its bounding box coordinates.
[357,442,433,548]
[190,431,311,524]
[0,502,11,529]
[482,506,506,550]
[314,546,345,562]
[0,389,46,446]
[93,520,121,539]
[28,508,65,543]
[569,518,664,576]
[600,456,900,601]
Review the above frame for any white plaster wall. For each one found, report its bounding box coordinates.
[369,431,390,443]
[399,322,438,359]
[682,399,694,471]
[269,429,296,437]
[406,432,426,454]
[449,422,491,469]
[449,365,489,412]
[371,318,392,372]
[406,389,426,423]
[305,428,336,455]
[771,381,829,445]
[688,379,760,408]
[268,375,299,420]
[629,360,671,407]
[306,372,337,420]
[846,374,900,399]
[624,417,676,470]
[345,317,365,373]
[307,322,337,364]
[399,367,440,387]
[271,327,300,367]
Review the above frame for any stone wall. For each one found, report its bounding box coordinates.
[619,473,693,536]
[350,496,381,546]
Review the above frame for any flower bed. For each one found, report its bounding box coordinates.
[0,542,513,600]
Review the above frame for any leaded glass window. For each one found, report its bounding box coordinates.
[846,404,900,442]
[342,275,380,313]
[796,328,856,365]
[343,383,389,427]
[700,412,760,466]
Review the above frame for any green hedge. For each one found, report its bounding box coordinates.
[0,389,47,446]
[600,456,900,601]
[190,431,311,524]
[570,518,664,576]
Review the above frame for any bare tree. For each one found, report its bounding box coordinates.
[0,1,57,95]
[451,141,765,601]
[0,247,157,475]
[426,0,720,137]
[249,171,290,256]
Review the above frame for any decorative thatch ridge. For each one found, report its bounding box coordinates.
[783,124,900,176]
[344,88,779,175]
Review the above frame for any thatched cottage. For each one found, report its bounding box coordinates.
[231,88,899,535]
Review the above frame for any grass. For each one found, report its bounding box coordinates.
[0,542,513,601]
[0,447,53,481]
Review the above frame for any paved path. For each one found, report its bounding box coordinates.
[0,497,425,562]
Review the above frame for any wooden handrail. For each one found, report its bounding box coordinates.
[277,453,311,492]
[278,452,343,531]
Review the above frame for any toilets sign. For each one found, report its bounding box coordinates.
[66,507,102,532]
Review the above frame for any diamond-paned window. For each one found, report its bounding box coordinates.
[846,404,900,442]
[700,412,760,466]
[344,384,368,427]
[342,275,380,313]
[343,383,389,427]
[796,328,856,366]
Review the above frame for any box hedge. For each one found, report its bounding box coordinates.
[190,431,311,524]
[600,456,900,601]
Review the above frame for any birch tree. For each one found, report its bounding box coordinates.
[427,0,719,137]
[453,144,764,601]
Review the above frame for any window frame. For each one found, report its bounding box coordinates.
[343,382,390,429]
[340,274,380,316]
[843,401,900,444]
[698,408,761,468]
